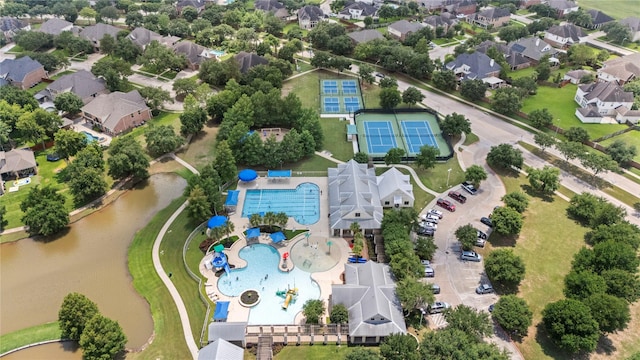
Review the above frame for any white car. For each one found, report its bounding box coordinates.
[421,214,440,223]
[424,265,435,277]
[461,251,482,262]
[475,238,486,247]
[429,301,451,314]
[420,221,437,229]
[428,209,443,219]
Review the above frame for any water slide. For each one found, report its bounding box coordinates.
[282,293,293,309]
[212,252,232,277]
[278,288,298,310]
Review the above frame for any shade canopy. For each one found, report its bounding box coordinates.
[213,301,230,320]
[225,190,239,206]
[246,227,260,238]
[207,215,227,229]
[270,231,286,243]
[213,244,225,253]
[238,169,258,182]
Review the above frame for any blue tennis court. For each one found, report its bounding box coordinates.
[342,80,358,94]
[323,97,340,112]
[364,121,397,154]
[401,120,437,153]
[343,97,361,112]
[322,80,338,94]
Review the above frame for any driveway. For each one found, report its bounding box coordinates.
[583,30,636,56]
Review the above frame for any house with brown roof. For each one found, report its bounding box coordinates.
[597,53,640,85]
[574,81,636,123]
[0,149,37,182]
[388,20,424,42]
[234,52,269,74]
[297,5,325,29]
[173,41,214,70]
[0,56,47,90]
[586,9,614,30]
[620,17,640,42]
[0,17,29,42]
[254,0,289,20]
[544,24,587,48]
[81,90,151,135]
[79,23,121,50]
[468,7,511,29]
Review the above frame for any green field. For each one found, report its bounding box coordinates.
[319,117,353,162]
[274,345,379,359]
[578,0,640,20]
[599,129,640,163]
[0,322,60,354]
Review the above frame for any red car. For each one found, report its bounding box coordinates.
[436,198,456,212]
[448,191,467,204]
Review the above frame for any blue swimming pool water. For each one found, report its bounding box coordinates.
[241,183,320,225]
[82,131,98,143]
[210,49,225,57]
[217,244,321,324]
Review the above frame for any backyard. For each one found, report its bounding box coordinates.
[599,129,640,163]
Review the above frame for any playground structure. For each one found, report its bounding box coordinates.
[211,244,232,276]
[276,287,299,310]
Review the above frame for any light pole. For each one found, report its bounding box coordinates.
[419,308,426,328]
[555,119,560,137]
[446,168,452,187]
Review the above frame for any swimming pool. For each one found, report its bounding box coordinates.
[210,49,225,57]
[217,244,321,324]
[241,183,320,225]
[82,131,99,143]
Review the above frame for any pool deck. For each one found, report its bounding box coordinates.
[199,176,352,325]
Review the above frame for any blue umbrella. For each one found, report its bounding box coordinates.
[238,169,258,182]
[207,215,227,229]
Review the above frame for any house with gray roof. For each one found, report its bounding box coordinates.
[445,52,503,87]
[468,7,511,28]
[0,17,29,42]
[0,56,47,90]
[176,0,206,13]
[81,90,151,135]
[234,51,268,74]
[544,24,587,48]
[198,339,244,360]
[36,70,107,105]
[207,322,247,347]
[173,41,213,70]
[620,17,640,42]
[37,18,75,36]
[507,37,557,63]
[586,9,614,30]
[597,53,640,85]
[574,81,635,123]
[563,69,593,84]
[377,167,414,208]
[297,5,325,30]
[388,20,424,42]
[337,1,378,21]
[419,0,477,16]
[79,23,121,50]
[423,13,459,33]
[0,149,37,182]
[331,261,407,344]
[127,27,180,50]
[475,40,530,70]
[347,29,384,44]
[254,0,289,20]
[547,0,578,18]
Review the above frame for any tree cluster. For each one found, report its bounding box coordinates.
[353,39,435,80]
[21,185,70,237]
[487,143,523,170]
[185,162,228,224]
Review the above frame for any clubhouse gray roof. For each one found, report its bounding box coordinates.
[331,262,406,338]
[0,56,44,83]
[339,1,378,17]
[198,339,243,360]
[377,167,413,202]
[207,322,247,345]
[347,29,385,44]
[173,41,209,66]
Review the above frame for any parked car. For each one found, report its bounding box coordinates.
[476,284,494,294]
[430,283,441,294]
[436,198,456,212]
[428,209,444,219]
[461,181,478,195]
[428,301,450,314]
[424,264,435,277]
[421,213,440,223]
[477,230,487,240]
[417,228,435,236]
[374,72,385,78]
[475,238,486,247]
[420,221,438,229]
[448,191,467,204]
[460,250,482,262]
[481,217,493,227]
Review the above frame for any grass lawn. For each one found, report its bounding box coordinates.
[176,122,219,170]
[127,197,192,360]
[129,111,181,147]
[0,321,60,354]
[578,0,638,19]
[508,66,569,80]
[288,155,338,174]
[463,132,479,146]
[319,117,353,162]
[599,129,640,163]
[412,154,466,192]
[274,345,379,359]
[521,85,627,140]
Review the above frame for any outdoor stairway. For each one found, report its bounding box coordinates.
[257,336,273,360]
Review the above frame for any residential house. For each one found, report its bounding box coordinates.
[0,17,29,42]
[388,20,424,42]
[507,37,557,64]
[563,69,593,84]
[0,149,37,181]
[419,0,477,16]
[79,23,121,50]
[173,41,213,70]
[337,1,378,21]
[176,0,206,13]
[35,70,108,106]
[586,9,614,30]
[544,24,587,48]
[445,52,503,88]
[37,18,75,36]
[547,0,578,18]
[331,261,407,344]
[377,167,414,208]
[328,160,384,236]
[519,0,541,8]
[297,5,325,30]
[614,106,640,125]
[619,17,640,42]
[574,81,635,123]
[347,29,385,44]
[234,52,268,74]
[468,7,511,29]
[423,13,459,34]
[127,27,180,50]
[198,339,243,360]
[0,56,47,90]
[597,53,640,84]
[81,90,151,135]
[475,40,530,70]
[254,0,289,20]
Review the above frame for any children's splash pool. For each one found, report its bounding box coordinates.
[217,244,321,324]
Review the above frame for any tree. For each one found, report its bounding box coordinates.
[14,31,54,52]
[0,204,6,231]
[487,143,523,170]
[536,55,552,81]
[172,77,198,99]
[353,152,369,163]
[606,140,637,166]
[584,293,631,333]
[329,304,348,324]
[464,165,487,188]
[415,235,437,261]
[586,222,640,250]
[302,299,325,324]
[491,206,524,236]
[79,314,127,360]
[528,108,553,129]
[396,277,434,315]
[556,141,584,163]
[601,269,640,303]
[491,87,523,115]
[568,43,596,66]
[603,22,632,44]
[358,63,375,85]
[19,52,69,72]
[564,270,607,300]
[380,333,419,360]
[591,240,639,274]
[498,25,529,42]
[180,105,208,137]
[444,305,493,341]
[484,249,525,288]
[512,76,538,97]
[455,224,478,251]
[139,86,172,114]
[98,5,118,24]
[186,185,212,223]
[380,88,402,109]
[492,295,532,337]
[68,167,107,205]
[54,129,87,161]
[420,328,508,359]
[212,140,237,184]
[533,132,556,153]
[91,56,132,92]
[581,152,618,176]
[542,299,600,353]
[53,92,84,115]
[20,186,69,236]
[385,147,405,165]
[59,293,99,341]
[502,192,529,213]
[564,126,589,143]
[432,70,457,91]
[79,7,97,24]
[527,166,560,194]
[415,145,439,170]
[145,125,183,157]
[346,348,382,360]
[379,77,398,89]
[460,79,487,101]
[139,41,186,74]
[440,113,471,137]
[107,136,150,180]
[402,87,425,107]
